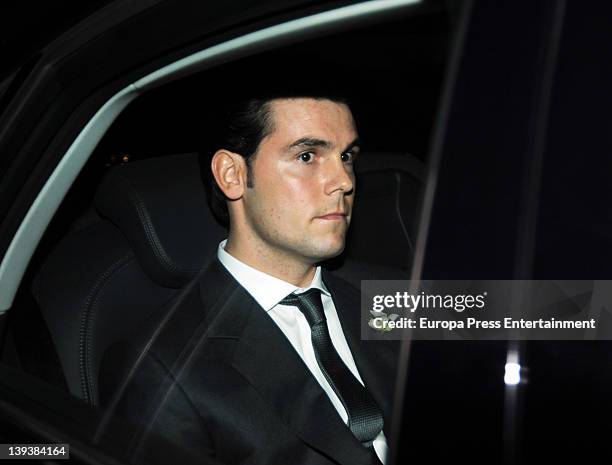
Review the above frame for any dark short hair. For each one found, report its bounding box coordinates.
[200,91,350,227]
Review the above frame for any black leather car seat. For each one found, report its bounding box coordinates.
[343,152,423,271]
[31,153,225,405]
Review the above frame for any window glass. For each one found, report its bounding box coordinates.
[528,2,612,462]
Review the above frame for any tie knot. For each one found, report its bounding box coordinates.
[280,288,325,327]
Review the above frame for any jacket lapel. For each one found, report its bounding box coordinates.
[200,261,376,465]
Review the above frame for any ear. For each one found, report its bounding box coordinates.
[210,149,247,200]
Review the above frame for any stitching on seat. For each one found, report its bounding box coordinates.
[79,252,135,405]
[118,174,199,275]
[394,172,414,253]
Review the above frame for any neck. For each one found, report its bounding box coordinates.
[225,233,317,288]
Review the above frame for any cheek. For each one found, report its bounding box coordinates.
[253,160,320,220]
[284,179,319,216]
[272,169,316,199]
[254,180,306,224]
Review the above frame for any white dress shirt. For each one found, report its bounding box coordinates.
[217,240,388,463]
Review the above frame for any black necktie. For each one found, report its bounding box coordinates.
[281,288,384,447]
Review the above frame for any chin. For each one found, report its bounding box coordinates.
[309,239,345,261]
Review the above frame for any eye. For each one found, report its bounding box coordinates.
[341,151,357,163]
[298,151,315,163]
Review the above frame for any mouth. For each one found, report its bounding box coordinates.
[315,212,348,221]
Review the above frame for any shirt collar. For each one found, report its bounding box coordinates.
[217,239,330,312]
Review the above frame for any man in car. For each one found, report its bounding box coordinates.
[101,87,397,465]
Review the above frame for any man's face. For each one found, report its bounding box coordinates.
[240,98,359,266]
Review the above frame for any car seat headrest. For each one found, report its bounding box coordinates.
[94,153,226,288]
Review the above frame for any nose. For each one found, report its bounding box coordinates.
[323,154,355,196]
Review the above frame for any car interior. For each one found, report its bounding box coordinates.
[5,2,612,464]
[0,7,451,456]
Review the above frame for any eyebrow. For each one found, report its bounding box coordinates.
[285,137,362,153]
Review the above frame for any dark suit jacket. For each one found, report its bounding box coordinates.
[100,259,398,465]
